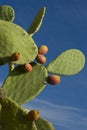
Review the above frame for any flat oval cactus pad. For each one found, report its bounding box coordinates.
[2,63,48,104]
[0,5,15,22]
[46,49,85,75]
[0,20,38,65]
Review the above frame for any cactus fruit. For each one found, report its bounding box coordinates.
[47,75,61,85]
[23,63,32,72]
[38,45,48,55]
[36,54,46,64]
[10,52,20,61]
[26,110,40,121]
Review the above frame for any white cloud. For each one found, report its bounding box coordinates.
[23,98,87,130]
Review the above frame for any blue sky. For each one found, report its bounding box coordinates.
[0,0,87,130]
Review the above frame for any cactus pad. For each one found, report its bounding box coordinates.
[2,63,48,104]
[0,20,38,65]
[36,118,54,130]
[0,5,15,22]
[46,49,85,75]
[28,7,46,36]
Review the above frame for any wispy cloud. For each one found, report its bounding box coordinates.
[23,98,87,130]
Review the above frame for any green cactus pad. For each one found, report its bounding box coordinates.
[46,49,85,75]
[0,5,15,22]
[0,96,37,130]
[36,118,54,130]
[28,7,46,36]
[2,63,48,104]
[0,20,38,65]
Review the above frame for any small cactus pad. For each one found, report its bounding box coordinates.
[0,20,38,65]
[46,49,85,75]
[0,5,15,22]
[36,118,54,130]
[0,96,38,130]
[2,63,48,104]
[28,7,46,36]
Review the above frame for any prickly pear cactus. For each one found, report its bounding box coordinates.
[0,5,86,130]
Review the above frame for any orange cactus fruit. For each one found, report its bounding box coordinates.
[47,75,61,85]
[26,110,40,121]
[36,54,46,64]
[38,45,48,55]
[10,52,20,61]
[23,63,32,72]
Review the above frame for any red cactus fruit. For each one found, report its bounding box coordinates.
[10,52,20,61]
[47,75,61,85]
[26,110,40,121]
[36,54,46,64]
[23,63,32,72]
[38,45,48,55]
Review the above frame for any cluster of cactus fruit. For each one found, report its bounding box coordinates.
[0,5,86,130]
[10,46,60,85]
